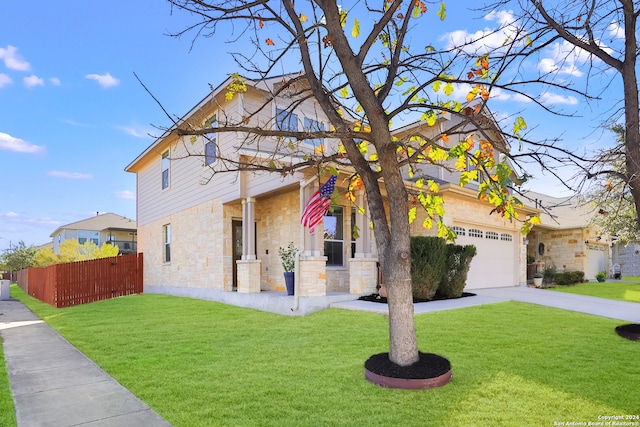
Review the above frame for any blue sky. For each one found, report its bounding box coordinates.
[0,1,621,252]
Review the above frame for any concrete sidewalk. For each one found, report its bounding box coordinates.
[0,299,171,427]
[332,285,640,323]
[476,286,640,323]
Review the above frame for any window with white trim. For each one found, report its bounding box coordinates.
[204,113,217,166]
[161,149,170,190]
[501,233,513,241]
[469,228,483,238]
[324,206,344,266]
[78,230,99,245]
[451,226,466,237]
[163,224,171,263]
[275,108,299,132]
[486,231,499,240]
[303,117,325,147]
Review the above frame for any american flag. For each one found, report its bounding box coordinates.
[300,175,337,234]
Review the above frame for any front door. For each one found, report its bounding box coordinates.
[232,220,242,291]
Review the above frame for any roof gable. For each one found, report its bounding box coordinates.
[50,213,136,237]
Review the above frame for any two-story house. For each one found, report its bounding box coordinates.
[50,212,137,255]
[125,73,534,305]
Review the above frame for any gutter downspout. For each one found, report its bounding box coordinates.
[292,175,319,312]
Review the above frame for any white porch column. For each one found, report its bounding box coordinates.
[242,198,256,260]
[237,197,261,293]
[298,177,327,296]
[349,191,378,294]
[354,190,372,258]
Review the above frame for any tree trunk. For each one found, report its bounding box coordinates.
[375,142,419,367]
[621,5,640,229]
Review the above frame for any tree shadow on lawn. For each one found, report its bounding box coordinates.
[413,302,639,422]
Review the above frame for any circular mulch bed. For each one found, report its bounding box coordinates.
[364,352,452,390]
[615,323,640,341]
[358,292,475,304]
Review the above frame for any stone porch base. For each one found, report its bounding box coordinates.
[144,285,363,316]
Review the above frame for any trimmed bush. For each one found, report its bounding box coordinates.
[410,236,447,299]
[436,244,477,299]
[554,271,585,286]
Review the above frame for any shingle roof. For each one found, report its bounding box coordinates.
[521,190,596,230]
[50,213,136,237]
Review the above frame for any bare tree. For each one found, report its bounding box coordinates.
[163,0,536,368]
[480,0,640,226]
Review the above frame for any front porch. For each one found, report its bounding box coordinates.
[144,285,361,316]
[232,176,380,297]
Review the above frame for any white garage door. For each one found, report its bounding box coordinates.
[586,245,606,281]
[452,226,517,289]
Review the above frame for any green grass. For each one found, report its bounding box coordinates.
[0,338,16,427]
[550,280,640,303]
[4,284,640,426]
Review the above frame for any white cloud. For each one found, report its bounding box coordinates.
[0,73,11,88]
[540,92,579,105]
[487,87,532,103]
[49,77,61,86]
[5,211,19,218]
[23,75,44,88]
[115,190,135,200]
[117,125,153,138]
[47,170,94,180]
[85,72,119,88]
[484,10,515,26]
[441,9,524,54]
[538,57,583,77]
[608,21,624,40]
[0,132,45,154]
[0,45,30,71]
[61,118,88,127]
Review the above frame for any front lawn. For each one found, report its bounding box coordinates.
[0,339,16,427]
[550,280,640,303]
[4,284,639,426]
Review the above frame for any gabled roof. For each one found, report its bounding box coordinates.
[521,190,597,230]
[50,213,137,238]
[124,72,304,173]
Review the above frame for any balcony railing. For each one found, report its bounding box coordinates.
[106,240,137,254]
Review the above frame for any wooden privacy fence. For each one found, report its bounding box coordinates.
[16,253,143,308]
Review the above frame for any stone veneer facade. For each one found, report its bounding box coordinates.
[526,226,607,273]
[140,187,376,295]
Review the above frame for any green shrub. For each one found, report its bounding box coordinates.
[543,264,557,284]
[569,270,585,283]
[437,244,477,299]
[410,236,447,299]
[553,271,585,286]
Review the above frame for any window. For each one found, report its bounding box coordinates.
[78,230,99,245]
[204,113,217,166]
[275,108,299,132]
[161,150,170,190]
[351,208,357,258]
[486,231,499,240]
[451,226,466,237]
[303,117,325,146]
[163,224,171,263]
[501,233,513,242]
[469,228,483,238]
[324,206,344,266]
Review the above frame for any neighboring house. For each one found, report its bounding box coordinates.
[50,213,137,255]
[522,191,611,281]
[125,73,535,300]
[613,242,640,276]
